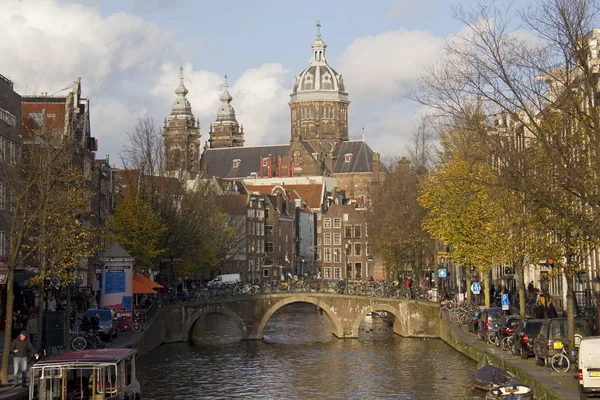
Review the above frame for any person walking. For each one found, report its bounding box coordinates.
[26,313,38,350]
[547,298,558,318]
[11,330,38,386]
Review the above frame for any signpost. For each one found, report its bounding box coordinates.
[471,282,481,294]
[501,293,510,311]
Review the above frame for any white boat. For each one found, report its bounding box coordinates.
[485,383,534,400]
[29,348,141,400]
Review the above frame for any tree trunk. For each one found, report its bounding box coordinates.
[1,267,15,384]
[466,270,472,304]
[484,270,491,308]
[516,257,526,318]
[566,268,576,352]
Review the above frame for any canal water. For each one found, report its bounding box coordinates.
[138,303,483,399]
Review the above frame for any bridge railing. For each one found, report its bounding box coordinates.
[176,280,456,304]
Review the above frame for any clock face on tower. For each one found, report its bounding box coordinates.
[323,141,332,153]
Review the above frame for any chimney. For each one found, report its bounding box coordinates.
[268,154,273,178]
[371,152,381,203]
[372,152,380,183]
[260,157,263,178]
[277,155,282,178]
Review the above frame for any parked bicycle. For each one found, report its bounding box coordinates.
[551,337,580,373]
[71,331,105,351]
[117,315,143,333]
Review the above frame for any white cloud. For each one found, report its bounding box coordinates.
[339,29,445,102]
[0,0,169,94]
[338,29,445,157]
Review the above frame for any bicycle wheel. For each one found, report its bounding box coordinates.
[551,353,570,373]
[131,321,143,333]
[501,337,510,351]
[262,283,272,294]
[71,336,87,351]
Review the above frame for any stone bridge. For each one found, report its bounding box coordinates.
[145,293,442,344]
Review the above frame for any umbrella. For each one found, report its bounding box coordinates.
[132,280,157,294]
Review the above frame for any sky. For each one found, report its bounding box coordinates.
[0,0,536,165]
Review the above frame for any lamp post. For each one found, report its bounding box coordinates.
[592,276,600,335]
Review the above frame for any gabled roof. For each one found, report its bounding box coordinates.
[203,145,289,178]
[333,141,377,174]
[245,183,325,210]
[98,243,132,259]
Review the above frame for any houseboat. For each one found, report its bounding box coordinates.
[29,348,141,400]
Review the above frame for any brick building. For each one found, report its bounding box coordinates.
[0,73,21,260]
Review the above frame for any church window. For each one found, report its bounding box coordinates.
[345,153,353,163]
[321,107,324,118]
[172,149,181,170]
[301,108,305,120]
[233,159,241,168]
[310,108,314,119]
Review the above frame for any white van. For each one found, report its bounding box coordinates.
[208,273,240,286]
[578,336,600,399]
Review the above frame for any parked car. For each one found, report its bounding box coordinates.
[533,318,593,366]
[478,307,510,342]
[86,308,118,341]
[578,336,600,399]
[512,319,544,359]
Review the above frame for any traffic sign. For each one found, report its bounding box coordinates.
[438,269,447,278]
[501,293,510,311]
[471,282,481,294]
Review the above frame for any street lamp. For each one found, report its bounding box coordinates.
[592,276,600,334]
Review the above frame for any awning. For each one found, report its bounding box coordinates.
[132,280,157,294]
[133,274,164,289]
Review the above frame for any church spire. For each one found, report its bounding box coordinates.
[209,74,244,148]
[170,65,193,117]
[310,20,327,65]
[216,74,236,123]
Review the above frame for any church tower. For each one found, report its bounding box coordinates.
[163,67,201,178]
[208,75,245,148]
[289,22,349,151]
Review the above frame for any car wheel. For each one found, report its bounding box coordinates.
[580,387,588,400]
[535,356,544,366]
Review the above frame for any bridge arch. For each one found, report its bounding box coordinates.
[350,303,402,337]
[255,295,344,339]
[185,305,249,341]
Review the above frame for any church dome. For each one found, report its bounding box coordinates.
[290,22,348,103]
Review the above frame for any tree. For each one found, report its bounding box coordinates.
[120,117,164,176]
[371,156,435,282]
[107,185,166,272]
[414,0,600,347]
[0,123,98,384]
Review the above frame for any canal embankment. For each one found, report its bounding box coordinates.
[117,301,582,399]
[437,310,580,400]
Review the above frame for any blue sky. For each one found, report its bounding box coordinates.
[0,0,536,164]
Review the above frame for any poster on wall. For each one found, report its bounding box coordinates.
[101,264,132,309]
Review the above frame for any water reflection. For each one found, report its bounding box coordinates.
[139,303,483,399]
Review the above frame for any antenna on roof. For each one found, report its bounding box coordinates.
[51,80,76,96]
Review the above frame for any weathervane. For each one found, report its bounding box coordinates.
[316,20,321,40]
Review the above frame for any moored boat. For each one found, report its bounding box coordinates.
[29,348,141,400]
[485,383,534,400]
[472,365,515,391]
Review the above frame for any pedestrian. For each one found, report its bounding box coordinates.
[535,300,546,319]
[547,298,558,318]
[11,330,38,386]
[26,313,38,350]
[527,281,535,295]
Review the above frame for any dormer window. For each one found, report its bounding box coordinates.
[233,159,241,168]
[345,153,353,163]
